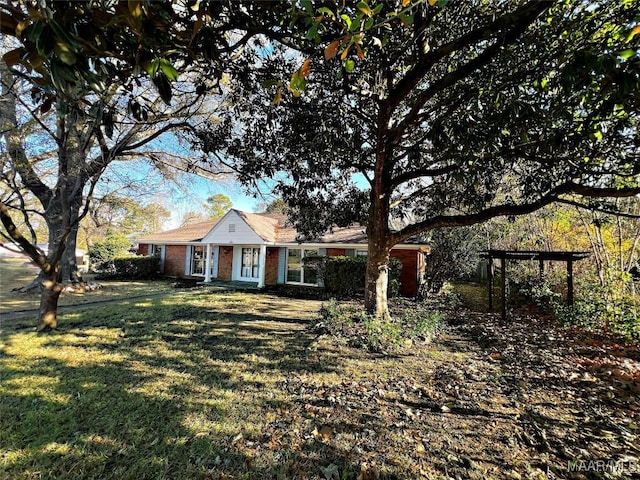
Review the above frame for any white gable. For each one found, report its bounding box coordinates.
[202,210,264,244]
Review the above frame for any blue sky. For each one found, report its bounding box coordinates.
[147,172,272,230]
[100,129,277,231]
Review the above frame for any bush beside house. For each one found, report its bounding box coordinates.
[309,256,402,297]
[112,256,160,279]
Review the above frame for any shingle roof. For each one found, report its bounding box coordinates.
[235,211,369,244]
[236,211,280,242]
[135,218,220,243]
[135,210,424,246]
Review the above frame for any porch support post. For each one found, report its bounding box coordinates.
[204,243,212,282]
[538,258,544,282]
[258,244,267,288]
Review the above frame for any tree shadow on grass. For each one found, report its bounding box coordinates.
[0,294,370,479]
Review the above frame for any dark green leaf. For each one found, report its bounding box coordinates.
[153,72,172,104]
[317,6,335,19]
[306,22,319,41]
[261,79,283,88]
[365,17,374,30]
[350,13,363,31]
[398,13,413,26]
[301,0,313,15]
[25,20,44,43]
[357,1,372,16]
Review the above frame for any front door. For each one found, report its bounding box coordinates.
[240,247,260,280]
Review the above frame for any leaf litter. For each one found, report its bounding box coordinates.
[240,303,639,479]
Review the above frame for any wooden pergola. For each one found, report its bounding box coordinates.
[481,250,590,320]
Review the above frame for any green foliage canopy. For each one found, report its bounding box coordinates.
[206,0,639,238]
[88,231,130,263]
[196,0,639,316]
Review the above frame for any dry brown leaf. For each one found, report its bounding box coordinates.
[300,58,311,78]
[324,40,340,60]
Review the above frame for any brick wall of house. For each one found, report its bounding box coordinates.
[137,244,149,255]
[390,249,419,296]
[326,248,346,256]
[164,245,187,277]
[265,247,279,285]
[218,246,233,281]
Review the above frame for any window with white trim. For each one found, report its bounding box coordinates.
[355,249,368,257]
[286,248,319,285]
[150,244,162,256]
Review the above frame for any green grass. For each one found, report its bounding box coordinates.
[0,258,176,314]
[0,292,461,480]
[1,292,325,479]
[4,290,632,479]
[450,282,490,312]
[0,257,39,297]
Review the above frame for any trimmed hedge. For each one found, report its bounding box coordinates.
[112,255,159,279]
[311,256,402,297]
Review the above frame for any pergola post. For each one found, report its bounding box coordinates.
[482,250,588,317]
[538,258,544,282]
[501,256,507,320]
[567,259,574,305]
[487,256,494,312]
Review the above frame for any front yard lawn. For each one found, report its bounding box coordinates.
[0,257,177,314]
[1,291,638,479]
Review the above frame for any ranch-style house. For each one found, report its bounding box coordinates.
[135,209,429,296]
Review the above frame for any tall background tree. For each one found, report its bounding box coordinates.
[199,0,640,318]
[205,193,233,218]
[258,197,288,215]
[81,193,170,251]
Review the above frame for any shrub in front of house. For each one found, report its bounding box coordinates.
[109,255,159,280]
[315,298,444,353]
[315,256,402,297]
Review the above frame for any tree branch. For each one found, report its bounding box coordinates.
[391,182,640,244]
[0,201,48,270]
[391,163,460,187]
[557,197,640,219]
[387,1,552,114]
[0,59,53,206]
[390,2,550,146]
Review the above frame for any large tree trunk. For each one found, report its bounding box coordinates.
[38,270,62,331]
[364,98,394,318]
[364,239,392,319]
[364,181,392,318]
[59,222,81,283]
